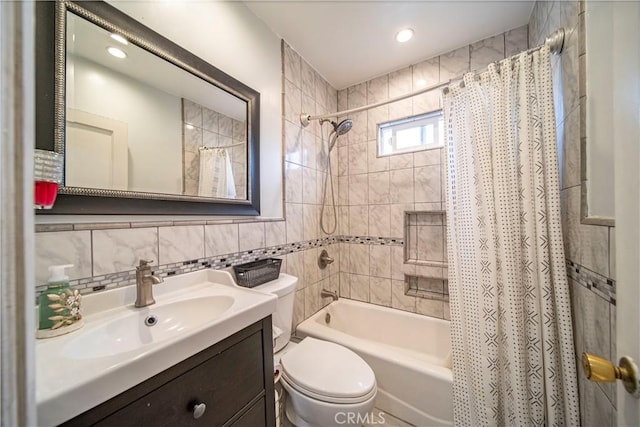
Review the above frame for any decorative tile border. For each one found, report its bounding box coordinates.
[338,236,404,246]
[35,236,339,300]
[566,259,616,305]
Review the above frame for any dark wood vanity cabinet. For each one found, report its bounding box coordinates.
[61,317,275,427]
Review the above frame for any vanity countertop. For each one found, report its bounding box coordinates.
[36,269,278,427]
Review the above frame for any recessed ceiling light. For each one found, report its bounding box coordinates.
[395,28,414,43]
[107,46,127,59]
[110,33,128,45]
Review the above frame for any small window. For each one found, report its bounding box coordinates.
[377,110,444,157]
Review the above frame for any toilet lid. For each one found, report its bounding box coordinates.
[280,338,376,401]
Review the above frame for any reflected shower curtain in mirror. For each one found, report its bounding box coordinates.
[443,46,579,426]
[198,148,236,198]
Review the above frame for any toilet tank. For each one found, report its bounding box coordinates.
[251,273,298,352]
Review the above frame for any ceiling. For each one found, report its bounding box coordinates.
[244,0,535,89]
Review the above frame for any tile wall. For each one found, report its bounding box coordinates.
[34,40,342,330]
[333,26,528,320]
[529,1,617,425]
[182,99,247,199]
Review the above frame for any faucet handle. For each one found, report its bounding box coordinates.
[138,259,154,268]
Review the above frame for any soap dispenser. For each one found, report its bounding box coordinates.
[36,264,84,339]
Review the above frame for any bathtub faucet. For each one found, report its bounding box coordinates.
[321,288,338,301]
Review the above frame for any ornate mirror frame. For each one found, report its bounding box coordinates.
[35,1,260,215]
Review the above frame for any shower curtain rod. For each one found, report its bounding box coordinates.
[300,27,565,127]
[199,142,245,150]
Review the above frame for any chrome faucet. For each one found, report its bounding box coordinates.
[321,288,338,302]
[135,259,163,308]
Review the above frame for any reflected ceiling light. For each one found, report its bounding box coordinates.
[107,46,127,59]
[416,79,427,87]
[395,28,414,43]
[110,33,128,45]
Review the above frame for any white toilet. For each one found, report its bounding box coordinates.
[252,274,377,427]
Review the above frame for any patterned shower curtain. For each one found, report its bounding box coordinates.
[443,46,580,426]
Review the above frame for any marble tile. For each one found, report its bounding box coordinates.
[283,42,301,88]
[349,205,369,236]
[338,146,349,176]
[348,82,367,108]
[300,58,316,98]
[183,124,202,153]
[368,171,390,205]
[415,165,441,203]
[369,205,391,237]
[349,244,370,276]
[348,111,368,145]
[350,274,370,302]
[303,248,319,287]
[370,245,391,279]
[582,379,615,427]
[417,225,444,262]
[182,99,202,128]
[348,142,368,175]
[93,228,158,276]
[391,246,406,281]
[158,225,204,265]
[293,289,305,326]
[389,152,414,170]
[232,119,246,141]
[285,79,302,125]
[470,34,504,71]
[327,85,338,116]
[286,203,303,244]
[237,222,264,252]
[370,277,391,306]
[339,272,351,298]
[413,57,439,88]
[265,221,286,247]
[390,203,413,238]
[390,169,415,203]
[303,204,319,241]
[440,46,470,81]
[285,161,303,203]
[389,99,413,121]
[338,175,349,206]
[414,148,441,167]
[202,108,218,133]
[284,120,303,165]
[349,174,369,205]
[35,231,92,284]
[367,140,389,173]
[285,251,304,286]
[561,27,580,118]
[304,281,320,319]
[368,105,389,141]
[416,298,444,318]
[561,106,581,189]
[301,129,316,169]
[367,75,388,103]
[609,228,616,280]
[315,72,328,109]
[338,206,350,235]
[218,114,233,138]
[443,301,451,320]
[505,25,529,57]
[580,224,610,277]
[413,91,441,115]
[391,280,416,312]
[560,186,581,262]
[302,167,317,204]
[389,67,412,97]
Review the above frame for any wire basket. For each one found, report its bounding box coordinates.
[233,258,282,288]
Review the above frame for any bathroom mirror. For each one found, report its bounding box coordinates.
[581,1,614,225]
[35,1,260,215]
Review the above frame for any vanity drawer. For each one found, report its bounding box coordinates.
[230,397,266,427]
[94,330,265,427]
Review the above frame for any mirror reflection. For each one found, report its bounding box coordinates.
[65,10,248,200]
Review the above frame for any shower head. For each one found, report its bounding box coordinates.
[332,119,353,136]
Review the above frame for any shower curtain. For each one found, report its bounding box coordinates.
[443,46,579,426]
[198,148,236,198]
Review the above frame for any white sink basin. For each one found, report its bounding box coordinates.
[36,269,281,427]
[63,295,235,359]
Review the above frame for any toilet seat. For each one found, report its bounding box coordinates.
[280,337,376,404]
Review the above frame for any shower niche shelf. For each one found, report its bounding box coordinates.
[404,211,448,269]
[404,275,449,302]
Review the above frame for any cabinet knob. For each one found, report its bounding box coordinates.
[192,402,206,419]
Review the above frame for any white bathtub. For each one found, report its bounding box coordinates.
[296,299,453,427]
